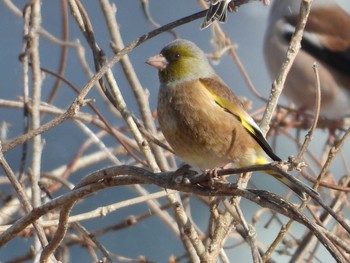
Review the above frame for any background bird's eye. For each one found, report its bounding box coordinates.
[174,53,180,59]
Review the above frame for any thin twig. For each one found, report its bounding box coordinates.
[46,0,69,104]
[0,143,53,261]
[294,63,321,163]
[100,0,169,171]
[260,0,312,134]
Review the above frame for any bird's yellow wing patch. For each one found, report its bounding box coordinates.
[199,78,281,162]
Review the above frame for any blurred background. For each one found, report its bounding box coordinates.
[0,0,349,262]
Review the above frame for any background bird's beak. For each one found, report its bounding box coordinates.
[146,54,168,71]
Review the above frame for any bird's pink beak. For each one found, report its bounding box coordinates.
[146,54,168,71]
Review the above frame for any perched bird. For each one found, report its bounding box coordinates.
[201,0,234,29]
[147,39,311,199]
[264,0,350,119]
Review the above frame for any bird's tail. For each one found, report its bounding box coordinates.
[266,170,317,200]
[254,156,317,200]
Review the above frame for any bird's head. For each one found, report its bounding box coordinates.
[146,39,215,85]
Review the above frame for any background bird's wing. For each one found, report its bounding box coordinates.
[284,6,350,77]
[200,78,281,161]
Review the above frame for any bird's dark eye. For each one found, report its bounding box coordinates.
[165,52,181,62]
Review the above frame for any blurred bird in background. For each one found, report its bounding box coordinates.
[264,0,350,120]
[147,39,314,199]
[201,0,236,29]
[200,0,271,29]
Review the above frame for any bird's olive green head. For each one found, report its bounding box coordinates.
[157,39,215,84]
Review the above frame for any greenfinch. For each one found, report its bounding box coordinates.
[147,39,308,199]
[264,0,350,119]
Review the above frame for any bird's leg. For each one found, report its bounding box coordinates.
[204,167,221,186]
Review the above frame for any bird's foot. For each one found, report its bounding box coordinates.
[203,168,222,187]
